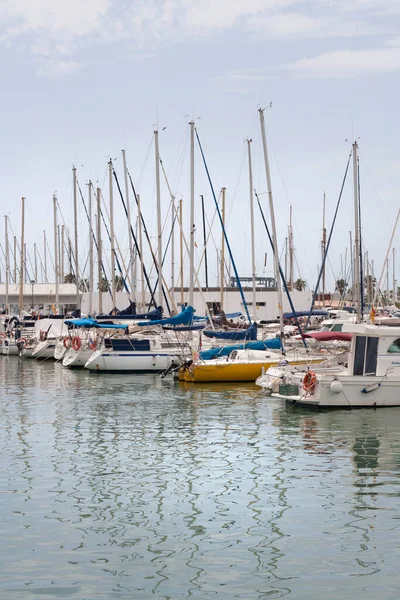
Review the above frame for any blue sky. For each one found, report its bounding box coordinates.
[0,0,399,292]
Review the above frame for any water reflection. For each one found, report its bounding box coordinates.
[2,360,400,598]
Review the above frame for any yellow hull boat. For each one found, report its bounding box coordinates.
[178,351,325,383]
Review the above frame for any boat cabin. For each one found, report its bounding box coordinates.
[343,323,400,377]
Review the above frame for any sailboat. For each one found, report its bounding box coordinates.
[256,142,400,408]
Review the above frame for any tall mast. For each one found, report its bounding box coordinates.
[137,193,145,311]
[19,197,25,314]
[43,230,48,283]
[34,242,38,282]
[61,225,65,282]
[122,150,135,300]
[13,235,17,283]
[53,195,59,313]
[393,247,397,305]
[5,215,9,313]
[247,139,257,315]
[352,142,361,322]
[57,225,61,283]
[366,251,370,305]
[88,181,94,316]
[189,121,195,307]
[97,187,103,314]
[73,166,80,310]
[109,160,116,309]
[322,192,326,307]
[289,205,294,290]
[171,196,175,308]
[220,187,226,310]
[200,195,209,291]
[154,131,163,308]
[259,108,285,350]
[180,198,184,306]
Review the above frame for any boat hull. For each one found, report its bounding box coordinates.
[32,341,57,360]
[63,348,94,368]
[179,357,324,383]
[85,350,180,372]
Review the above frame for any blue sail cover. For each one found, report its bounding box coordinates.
[203,323,257,341]
[96,306,163,321]
[64,318,128,330]
[137,306,195,327]
[200,338,282,360]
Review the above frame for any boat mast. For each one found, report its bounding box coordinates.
[43,230,48,283]
[171,195,175,308]
[200,195,209,291]
[393,248,396,305]
[4,215,9,313]
[53,195,59,313]
[289,205,294,290]
[153,130,163,309]
[322,192,326,307]
[180,198,184,306]
[34,242,38,282]
[247,138,257,317]
[88,181,94,316]
[352,142,361,322]
[220,187,226,311]
[97,187,103,314]
[137,193,145,311]
[13,235,17,283]
[259,108,285,350]
[61,225,65,283]
[19,197,25,314]
[108,160,116,310]
[189,121,195,308]
[73,166,80,311]
[122,149,135,301]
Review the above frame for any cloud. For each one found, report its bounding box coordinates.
[0,0,398,76]
[217,39,400,83]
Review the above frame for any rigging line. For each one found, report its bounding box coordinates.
[76,180,113,298]
[305,149,352,331]
[255,191,307,350]
[136,135,155,190]
[195,127,252,323]
[114,168,161,310]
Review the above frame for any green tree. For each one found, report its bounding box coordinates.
[293,278,306,291]
[98,277,109,292]
[335,278,346,296]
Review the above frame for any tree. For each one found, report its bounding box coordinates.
[115,275,125,292]
[335,278,346,296]
[64,272,76,284]
[293,278,306,291]
[98,277,109,292]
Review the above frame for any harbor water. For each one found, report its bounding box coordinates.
[1,358,400,599]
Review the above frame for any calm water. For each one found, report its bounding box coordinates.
[1,359,400,599]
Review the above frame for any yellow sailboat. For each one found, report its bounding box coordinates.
[178,348,325,383]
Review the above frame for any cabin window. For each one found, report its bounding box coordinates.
[365,337,378,375]
[388,339,400,353]
[331,324,343,332]
[353,336,366,375]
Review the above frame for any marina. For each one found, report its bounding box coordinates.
[1,0,400,594]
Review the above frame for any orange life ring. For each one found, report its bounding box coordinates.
[303,371,317,393]
[63,337,72,349]
[72,336,81,351]
[18,337,28,348]
[0,332,6,338]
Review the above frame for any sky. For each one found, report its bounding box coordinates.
[0,0,399,295]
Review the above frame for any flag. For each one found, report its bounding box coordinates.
[369,305,376,323]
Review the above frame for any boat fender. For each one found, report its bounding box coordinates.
[63,337,72,349]
[152,355,156,366]
[361,383,380,394]
[330,379,343,394]
[72,336,81,351]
